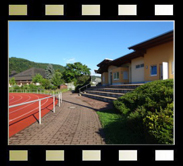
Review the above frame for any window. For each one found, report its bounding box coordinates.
[103,75,105,82]
[136,65,140,69]
[136,63,144,69]
[113,72,119,80]
[150,65,157,76]
[123,71,128,80]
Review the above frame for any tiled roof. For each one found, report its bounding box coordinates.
[10,67,46,81]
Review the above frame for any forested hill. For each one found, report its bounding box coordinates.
[9,57,65,75]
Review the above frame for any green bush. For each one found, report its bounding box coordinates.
[22,84,31,90]
[41,78,51,89]
[12,85,21,92]
[143,103,173,144]
[113,79,173,144]
[114,79,173,115]
[29,84,44,90]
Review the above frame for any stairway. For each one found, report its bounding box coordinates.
[80,84,143,102]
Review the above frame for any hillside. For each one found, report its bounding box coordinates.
[9,57,65,75]
[91,75,101,82]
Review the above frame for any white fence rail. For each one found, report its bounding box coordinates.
[9,92,62,124]
[9,89,60,94]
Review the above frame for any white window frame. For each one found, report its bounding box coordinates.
[150,65,157,76]
[113,72,119,80]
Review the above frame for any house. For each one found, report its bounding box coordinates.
[91,76,102,85]
[95,30,174,85]
[9,67,46,86]
[60,84,67,90]
[9,70,17,77]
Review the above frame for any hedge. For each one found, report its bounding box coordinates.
[113,79,173,144]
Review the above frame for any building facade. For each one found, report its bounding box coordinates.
[95,31,174,85]
[9,67,46,86]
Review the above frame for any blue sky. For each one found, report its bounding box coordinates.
[9,21,174,75]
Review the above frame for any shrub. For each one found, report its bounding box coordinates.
[41,78,51,89]
[113,79,173,144]
[22,84,31,90]
[143,103,173,144]
[114,79,173,115]
[28,84,44,91]
[9,77,16,85]
[32,74,44,83]
[12,85,21,91]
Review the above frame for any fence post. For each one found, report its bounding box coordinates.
[39,99,41,124]
[59,93,60,107]
[61,92,62,103]
[53,95,55,113]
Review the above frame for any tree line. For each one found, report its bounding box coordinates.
[9,57,65,75]
[9,62,91,91]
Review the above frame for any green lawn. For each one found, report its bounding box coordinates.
[97,109,148,144]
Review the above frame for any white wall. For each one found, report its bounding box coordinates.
[65,82,75,90]
[131,57,144,83]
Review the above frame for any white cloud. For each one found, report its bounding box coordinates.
[63,57,76,64]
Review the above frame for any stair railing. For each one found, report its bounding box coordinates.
[79,83,91,94]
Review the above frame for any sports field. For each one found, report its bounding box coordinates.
[9,93,58,137]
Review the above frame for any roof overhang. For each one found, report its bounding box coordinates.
[110,51,145,67]
[128,30,173,51]
[97,59,112,67]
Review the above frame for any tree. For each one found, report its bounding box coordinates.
[77,75,90,85]
[45,64,55,80]
[41,78,51,89]
[52,71,64,87]
[32,74,44,83]
[9,77,16,85]
[63,62,91,84]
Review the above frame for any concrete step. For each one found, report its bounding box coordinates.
[85,90,124,98]
[89,84,143,90]
[81,92,117,102]
[87,88,133,93]
[80,84,144,103]
[109,84,143,89]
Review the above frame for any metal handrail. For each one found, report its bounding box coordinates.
[9,92,62,124]
[9,89,57,93]
[9,95,53,108]
[79,83,91,94]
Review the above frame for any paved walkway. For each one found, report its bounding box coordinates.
[9,91,113,145]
